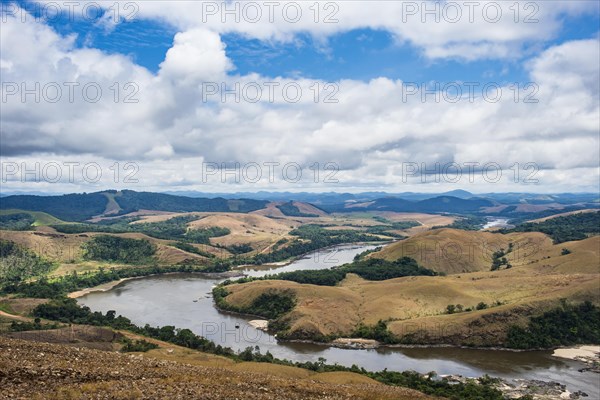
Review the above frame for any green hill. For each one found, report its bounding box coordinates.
[0,191,269,222]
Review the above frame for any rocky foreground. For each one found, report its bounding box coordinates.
[0,337,431,400]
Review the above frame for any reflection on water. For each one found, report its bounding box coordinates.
[482,217,514,229]
[78,244,599,397]
[236,244,381,278]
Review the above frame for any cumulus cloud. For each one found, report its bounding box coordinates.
[1,5,599,193]
[30,0,595,61]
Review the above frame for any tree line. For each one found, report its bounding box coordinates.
[30,297,515,400]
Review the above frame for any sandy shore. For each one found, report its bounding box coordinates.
[68,271,243,299]
[248,320,269,331]
[552,345,600,362]
[332,338,379,349]
[68,279,130,299]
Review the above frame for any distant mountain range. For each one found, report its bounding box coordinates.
[322,195,495,214]
[161,190,598,205]
[0,190,268,222]
[0,189,597,222]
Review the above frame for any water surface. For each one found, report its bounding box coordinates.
[78,244,599,397]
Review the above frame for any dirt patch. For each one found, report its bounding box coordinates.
[0,336,434,399]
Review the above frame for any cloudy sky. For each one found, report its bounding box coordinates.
[1,0,599,194]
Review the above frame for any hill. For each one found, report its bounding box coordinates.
[219,234,600,346]
[327,196,494,214]
[0,193,108,222]
[371,228,553,274]
[0,190,269,222]
[0,209,67,227]
[503,211,600,243]
[0,336,430,399]
[526,209,598,223]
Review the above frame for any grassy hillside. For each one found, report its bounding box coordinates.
[0,190,269,222]
[114,190,268,214]
[371,228,553,274]
[326,196,494,213]
[220,236,600,346]
[0,194,108,221]
[0,336,432,400]
[502,211,600,243]
[0,209,67,227]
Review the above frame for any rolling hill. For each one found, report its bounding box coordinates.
[326,196,495,213]
[370,228,553,274]
[0,190,269,222]
[219,223,600,347]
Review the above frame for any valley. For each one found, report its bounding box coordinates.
[1,190,599,399]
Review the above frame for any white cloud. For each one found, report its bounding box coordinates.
[159,28,232,84]
[1,8,599,193]
[33,0,595,61]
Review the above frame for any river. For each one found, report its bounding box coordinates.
[78,244,598,397]
[482,217,514,230]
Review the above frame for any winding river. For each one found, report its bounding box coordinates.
[78,244,598,397]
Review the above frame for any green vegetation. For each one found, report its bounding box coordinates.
[445,301,503,314]
[353,246,382,261]
[114,190,267,214]
[225,243,254,255]
[369,371,508,400]
[276,202,318,217]
[372,216,420,230]
[253,224,386,265]
[8,318,60,332]
[172,242,215,258]
[0,212,35,230]
[260,257,436,287]
[352,320,395,343]
[363,225,406,238]
[0,193,108,221]
[0,209,67,227]
[120,338,159,352]
[0,240,55,283]
[0,191,269,222]
[32,297,235,356]
[366,217,419,237]
[446,304,464,314]
[441,215,487,231]
[0,264,228,299]
[506,301,600,349]
[30,297,510,399]
[490,243,513,271]
[561,248,572,255]
[82,236,156,264]
[213,287,296,319]
[53,215,230,244]
[501,211,600,243]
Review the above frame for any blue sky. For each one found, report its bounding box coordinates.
[17,0,599,85]
[2,1,599,193]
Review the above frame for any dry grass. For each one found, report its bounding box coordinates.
[223,234,600,345]
[372,228,555,274]
[526,209,598,223]
[1,336,434,399]
[309,371,382,385]
[293,202,328,217]
[380,212,456,236]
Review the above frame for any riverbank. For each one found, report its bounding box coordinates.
[553,345,600,372]
[234,241,389,271]
[444,375,591,399]
[75,262,600,398]
[69,270,244,299]
[68,278,130,298]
